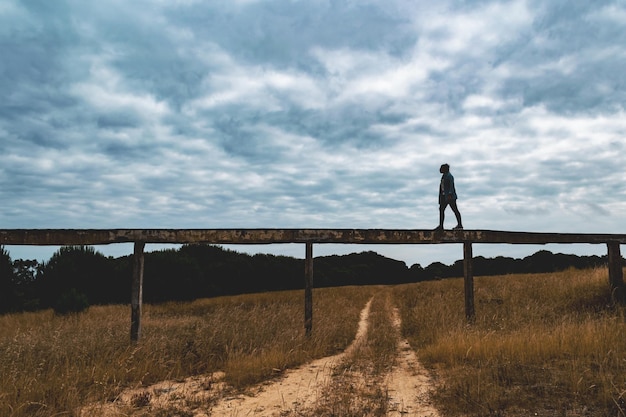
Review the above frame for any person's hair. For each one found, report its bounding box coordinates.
[440,163,450,173]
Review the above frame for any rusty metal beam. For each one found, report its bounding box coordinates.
[2,229,626,246]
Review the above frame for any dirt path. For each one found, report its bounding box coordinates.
[208,298,373,416]
[211,299,441,417]
[384,308,440,417]
[82,298,440,416]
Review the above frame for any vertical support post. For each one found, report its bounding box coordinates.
[607,242,624,303]
[304,242,313,336]
[463,242,475,322]
[131,241,145,342]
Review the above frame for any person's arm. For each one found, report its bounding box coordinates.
[443,175,453,197]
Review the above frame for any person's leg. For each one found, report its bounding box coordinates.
[450,200,463,228]
[438,202,447,229]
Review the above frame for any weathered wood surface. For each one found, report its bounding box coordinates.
[130,242,145,342]
[2,229,622,339]
[608,242,625,303]
[463,242,475,322]
[2,229,626,245]
[304,242,313,336]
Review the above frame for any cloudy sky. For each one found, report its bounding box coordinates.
[1,0,625,267]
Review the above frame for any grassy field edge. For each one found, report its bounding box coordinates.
[394,267,626,416]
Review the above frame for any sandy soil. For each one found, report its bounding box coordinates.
[82,298,440,416]
[208,299,374,417]
[384,308,440,417]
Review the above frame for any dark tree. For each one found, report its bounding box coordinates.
[0,246,17,313]
[38,246,118,308]
[143,249,203,302]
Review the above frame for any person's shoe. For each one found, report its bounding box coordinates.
[453,225,463,230]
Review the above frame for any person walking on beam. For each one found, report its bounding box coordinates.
[436,163,463,231]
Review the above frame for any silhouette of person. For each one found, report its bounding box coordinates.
[437,163,463,230]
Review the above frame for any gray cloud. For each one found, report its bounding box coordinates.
[1,0,625,266]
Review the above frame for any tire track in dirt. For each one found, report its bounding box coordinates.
[82,297,441,417]
[208,298,373,416]
[384,308,440,417]
[211,298,441,417]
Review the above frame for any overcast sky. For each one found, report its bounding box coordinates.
[1,0,625,267]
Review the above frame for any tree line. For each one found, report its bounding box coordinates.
[0,244,613,314]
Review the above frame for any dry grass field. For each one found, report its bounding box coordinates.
[0,286,374,416]
[395,267,626,416]
[0,267,625,416]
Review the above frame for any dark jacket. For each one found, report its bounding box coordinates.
[439,172,457,204]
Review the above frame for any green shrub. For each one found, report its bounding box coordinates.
[54,288,89,315]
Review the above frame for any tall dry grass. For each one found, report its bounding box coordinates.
[0,286,374,417]
[394,267,626,416]
[4,267,624,417]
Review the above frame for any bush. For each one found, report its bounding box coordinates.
[54,288,89,315]
[0,246,16,313]
[39,246,120,308]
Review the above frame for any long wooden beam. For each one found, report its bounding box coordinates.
[2,229,623,340]
[2,229,626,245]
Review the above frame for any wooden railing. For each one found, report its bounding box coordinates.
[2,229,624,341]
